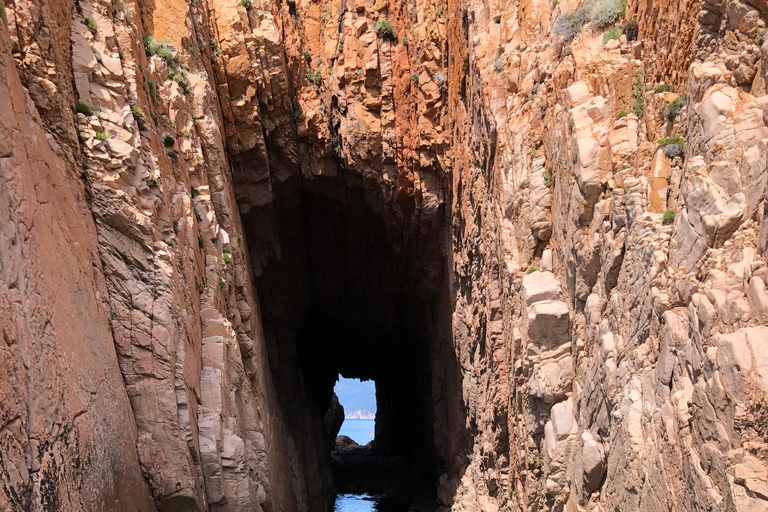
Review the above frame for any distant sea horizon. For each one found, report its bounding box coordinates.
[338,418,375,444]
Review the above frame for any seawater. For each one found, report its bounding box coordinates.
[338,418,375,444]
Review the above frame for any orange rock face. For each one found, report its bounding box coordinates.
[3,0,768,510]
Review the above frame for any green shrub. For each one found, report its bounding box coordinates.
[306,68,322,90]
[338,36,345,52]
[198,235,205,248]
[402,36,408,46]
[658,136,684,147]
[74,101,95,116]
[542,169,551,187]
[292,97,303,119]
[587,0,626,28]
[81,161,91,170]
[94,131,108,140]
[148,171,159,187]
[664,97,685,119]
[527,265,538,274]
[603,25,621,43]
[240,0,253,10]
[143,35,177,65]
[436,5,443,17]
[303,48,311,61]
[493,59,503,73]
[130,105,144,117]
[616,110,627,118]
[174,72,192,94]
[410,72,419,82]
[166,239,175,247]
[655,82,673,93]
[374,19,397,41]
[553,8,586,44]
[163,134,175,147]
[181,130,192,138]
[659,136,684,158]
[218,276,226,289]
[222,252,231,264]
[147,78,159,102]
[632,70,645,118]
[662,209,675,225]
[83,18,97,31]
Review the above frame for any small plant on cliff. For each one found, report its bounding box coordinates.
[603,25,621,44]
[83,17,97,31]
[240,0,253,10]
[526,265,539,274]
[218,276,226,289]
[291,97,303,119]
[181,130,192,138]
[198,235,205,248]
[410,72,419,82]
[622,17,638,41]
[81,161,91,170]
[659,136,685,158]
[148,171,159,188]
[130,105,144,118]
[222,252,231,264]
[401,36,409,46]
[306,69,322,91]
[163,134,175,147]
[74,101,95,117]
[338,36,345,53]
[94,131,108,140]
[662,209,676,225]
[655,82,673,93]
[664,96,685,119]
[542,170,551,188]
[493,59,504,73]
[436,5,443,17]
[553,8,585,44]
[587,0,626,28]
[616,110,627,118]
[143,35,177,65]
[632,70,645,118]
[303,48,312,61]
[374,19,398,41]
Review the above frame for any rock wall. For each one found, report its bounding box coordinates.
[2,0,768,510]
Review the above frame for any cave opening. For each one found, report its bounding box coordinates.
[240,172,465,511]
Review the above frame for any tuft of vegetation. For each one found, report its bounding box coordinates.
[410,72,419,82]
[83,17,97,31]
[664,96,685,119]
[303,48,311,61]
[292,97,303,119]
[222,252,231,264]
[374,19,398,41]
[143,35,176,65]
[632,70,645,118]
[306,68,322,91]
[655,82,674,93]
[436,5,443,17]
[74,101,95,116]
[603,25,621,44]
[493,59,504,73]
[434,71,446,91]
[659,136,685,158]
[402,36,408,46]
[587,0,626,28]
[148,171,159,187]
[662,209,675,225]
[198,235,205,248]
[81,161,91,170]
[218,276,226,289]
[616,110,627,118]
[338,36,345,53]
[94,131,108,140]
[527,265,539,274]
[163,134,175,147]
[542,169,551,188]
[130,105,144,117]
[181,130,193,138]
[166,239,175,247]
[553,8,586,45]
[239,0,253,10]
[147,78,160,102]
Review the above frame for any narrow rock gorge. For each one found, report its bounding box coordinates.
[2,0,768,510]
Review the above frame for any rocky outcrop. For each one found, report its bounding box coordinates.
[2,0,768,511]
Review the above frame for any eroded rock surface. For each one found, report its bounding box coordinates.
[2,0,768,511]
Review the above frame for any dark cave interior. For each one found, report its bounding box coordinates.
[241,175,465,509]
